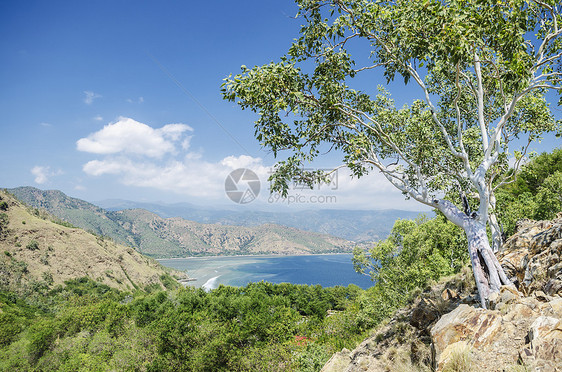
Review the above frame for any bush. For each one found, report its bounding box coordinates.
[497,148,562,236]
[26,240,39,251]
[0,213,8,237]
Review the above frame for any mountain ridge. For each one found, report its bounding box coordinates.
[7,187,361,258]
[95,197,423,242]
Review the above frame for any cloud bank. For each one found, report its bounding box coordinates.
[76,117,193,157]
[77,118,268,199]
[76,117,425,210]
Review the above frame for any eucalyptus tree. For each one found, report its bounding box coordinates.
[222,0,561,308]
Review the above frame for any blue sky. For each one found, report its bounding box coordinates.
[1,1,559,212]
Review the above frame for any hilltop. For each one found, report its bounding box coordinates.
[0,190,183,292]
[322,215,562,371]
[8,187,361,258]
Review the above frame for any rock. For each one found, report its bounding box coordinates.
[534,290,552,302]
[441,288,458,301]
[545,279,562,296]
[499,215,562,297]
[500,285,520,304]
[431,304,513,371]
[321,349,351,372]
[488,291,500,310]
[549,261,562,278]
[410,298,439,329]
[488,285,520,310]
[430,297,562,371]
[527,316,562,370]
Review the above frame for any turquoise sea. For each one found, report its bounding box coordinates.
[158,254,374,290]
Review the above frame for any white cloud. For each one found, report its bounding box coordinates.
[82,155,264,198]
[39,122,52,127]
[221,155,265,170]
[83,91,102,105]
[93,115,103,121]
[79,118,256,199]
[77,117,426,210]
[31,166,62,184]
[76,117,193,158]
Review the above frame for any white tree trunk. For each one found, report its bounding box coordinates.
[488,192,503,252]
[488,211,503,253]
[436,199,512,308]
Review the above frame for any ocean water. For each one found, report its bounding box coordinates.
[158,254,374,290]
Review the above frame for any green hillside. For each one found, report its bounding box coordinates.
[0,190,183,292]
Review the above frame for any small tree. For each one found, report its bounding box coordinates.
[222,0,561,308]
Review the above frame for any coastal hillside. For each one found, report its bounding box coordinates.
[8,187,357,258]
[111,208,354,257]
[322,215,562,371]
[0,190,183,292]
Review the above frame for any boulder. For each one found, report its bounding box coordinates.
[431,297,562,371]
[321,349,351,372]
[410,298,440,329]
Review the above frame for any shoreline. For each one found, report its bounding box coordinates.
[156,252,352,261]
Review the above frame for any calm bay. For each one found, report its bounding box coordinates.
[158,254,374,290]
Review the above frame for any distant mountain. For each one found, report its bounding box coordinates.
[0,190,183,292]
[8,187,356,258]
[96,199,424,242]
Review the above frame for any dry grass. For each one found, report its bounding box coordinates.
[0,190,181,292]
[441,342,475,372]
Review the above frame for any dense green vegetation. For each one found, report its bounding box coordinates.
[0,277,379,371]
[353,214,469,325]
[496,148,562,236]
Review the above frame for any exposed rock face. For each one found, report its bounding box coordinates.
[322,215,562,372]
[321,269,479,372]
[499,214,562,296]
[431,294,562,371]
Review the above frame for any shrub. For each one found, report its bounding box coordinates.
[0,213,8,236]
[41,272,53,286]
[26,240,39,251]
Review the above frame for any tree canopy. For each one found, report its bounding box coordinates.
[222,0,562,307]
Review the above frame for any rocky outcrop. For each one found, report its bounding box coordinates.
[431,292,562,371]
[321,268,479,372]
[430,215,562,371]
[322,215,562,372]
[499,214,562,297]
